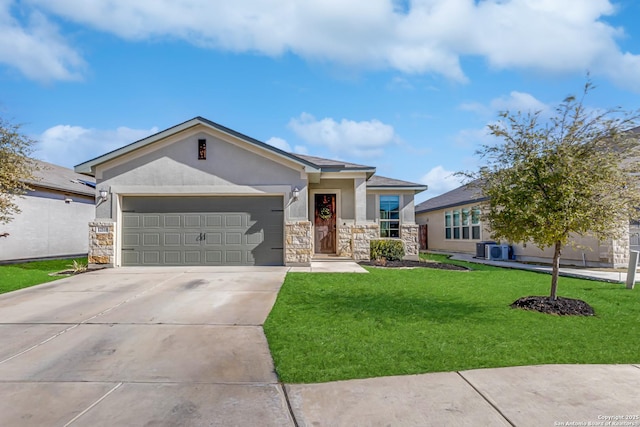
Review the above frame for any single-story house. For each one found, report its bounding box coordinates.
[74,117,427,267]
[0,160,96,263]
[415,181,630,268]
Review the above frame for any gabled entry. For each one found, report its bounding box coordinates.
[314,193,336,254]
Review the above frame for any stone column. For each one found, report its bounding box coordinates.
[337,224,354,258]
[352,224,379,261]
[88,220,115,266]
[285,221,312,265]
[401,224,420,261]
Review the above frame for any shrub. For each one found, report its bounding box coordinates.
[370,239,405,261]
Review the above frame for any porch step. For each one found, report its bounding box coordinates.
[312,255,355,262]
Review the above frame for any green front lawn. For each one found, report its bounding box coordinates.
[0,258,86,294]
[264,258,640,383]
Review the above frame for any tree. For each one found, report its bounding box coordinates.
[0,118,40,225]
[464,82,640,300]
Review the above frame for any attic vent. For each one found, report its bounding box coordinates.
[198,139,206,160]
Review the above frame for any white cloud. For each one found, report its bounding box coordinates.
[0,2,84,82]
[266,136,308,155]
[419,165,464,197]
[490,91,548,114]
[35,124,158,168]
[266,137,291,152]
[288,112,397,158]
[460,91,548,118]
[12,0,640,90]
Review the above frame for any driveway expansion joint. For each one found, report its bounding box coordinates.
[456,371,516,427]
[63,382,123,427]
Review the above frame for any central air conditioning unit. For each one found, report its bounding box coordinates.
[485,244,510,261]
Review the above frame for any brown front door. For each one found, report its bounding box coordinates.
[314,193,336,254]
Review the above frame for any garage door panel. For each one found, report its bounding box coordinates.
[143,216,160,228]
[121,196,283,266]
[123,234,140,246]
[184,215,201,228]
[123,216,140,228]
[122,251,139,264]
[205,251,222,264]
[184,251,201,264]
[224,251,242,264]
[142,234,160,246]
[205,215,222,227]
[225,232,242,245]
[164,233,181,246]
[164,251,181,264]
[184,233,201,246]
[142,252,160,265]
[225,215,243,227]
[204,233,222,245]
[164,215,181,227]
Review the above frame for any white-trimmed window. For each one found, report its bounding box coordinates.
[445,207,481,240]
[379,195,400,238]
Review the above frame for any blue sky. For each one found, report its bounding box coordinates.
[1,0,640,203]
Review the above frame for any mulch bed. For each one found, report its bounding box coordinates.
[510,296,595,316]
[358,260,468,271]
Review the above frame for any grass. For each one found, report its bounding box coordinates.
[0,258,87,294]
[264,255,640,383]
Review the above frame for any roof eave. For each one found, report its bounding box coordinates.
[74,117,322,176]
[416,197,489,214]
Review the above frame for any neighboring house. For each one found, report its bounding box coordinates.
[0,160,96,263]
[415,181,630,268]
[74,117,427,267]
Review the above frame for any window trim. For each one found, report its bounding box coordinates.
[379,194,401,238]
[445,206,481,241]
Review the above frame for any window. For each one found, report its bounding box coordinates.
[445,207,481,240]
[379,195,400,238]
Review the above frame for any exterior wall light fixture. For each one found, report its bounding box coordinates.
[292,187,300,201]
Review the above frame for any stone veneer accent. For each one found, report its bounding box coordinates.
[337,225,354,258]
[285,221,313,265]
[401,224,420,260]
[351,224,380,261]
[88,220,115,266]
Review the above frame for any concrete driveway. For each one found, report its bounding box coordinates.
[0,267,294,426]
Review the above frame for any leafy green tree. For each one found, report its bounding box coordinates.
[464,83,640,300]
[0,118,40,225]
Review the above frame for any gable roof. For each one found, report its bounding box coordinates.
[75,116,322,176]
[27,160,96,197]
[415,180,487,213]
[73,116,425,191]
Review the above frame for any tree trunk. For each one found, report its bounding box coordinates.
[550,241,562,300]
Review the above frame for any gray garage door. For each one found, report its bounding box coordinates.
[121,196,283,266]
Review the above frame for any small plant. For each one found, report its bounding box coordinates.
[68,260,88,274]
[370,239,405,261]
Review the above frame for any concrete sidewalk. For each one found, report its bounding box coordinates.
[287,364,640,426]
[450,252,634,283]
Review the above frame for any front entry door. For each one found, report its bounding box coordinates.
[314,193,336,254]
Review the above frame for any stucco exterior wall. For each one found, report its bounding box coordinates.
[0,190,95,262]
[417,204,628,268]
[95,128,308,221]
[309,179,355,221]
